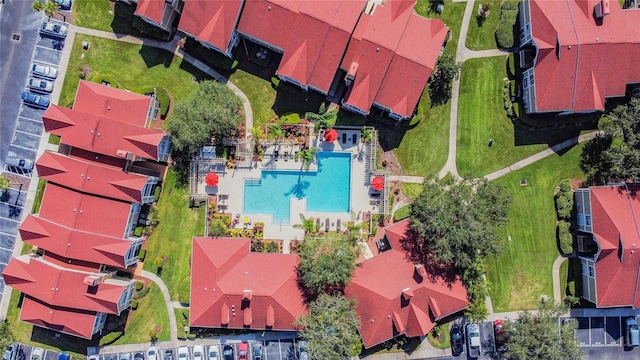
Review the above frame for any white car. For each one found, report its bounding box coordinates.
[207,346,219,360]
[146,347,158,360]
[31,349,44,360]
[466,323,481,358]
[176,347,189,360]
[31,63,58,79]
[28,77,53,92]
[191,346,203,360]
[40,21,68,37]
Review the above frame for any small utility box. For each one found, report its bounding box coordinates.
[82,41,90,50]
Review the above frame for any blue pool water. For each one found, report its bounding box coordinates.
[243,152,351,224]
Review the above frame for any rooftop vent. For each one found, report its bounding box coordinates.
[345,62,358,87]
[83,275,101,286]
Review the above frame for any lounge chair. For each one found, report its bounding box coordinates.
[336,218,341,232]
[325,218,330,232]
[342,133,347,144]
[352,134,357,144]
[274,150,279,161]
[294,151,299,162]
[284,151,289,161]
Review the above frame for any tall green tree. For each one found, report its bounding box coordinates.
[32,0,59,18]
[0,320,15,353]
[503,302,582,360]
[165,81,243,155]
[409,173,510,275]
[581,98,640,184]
[306,103,337,131]
[297,235,357,297]
[296,294,362,359]
[428,54,462,106]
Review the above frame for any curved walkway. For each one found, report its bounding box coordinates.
[70,25,254,139]
[552,255,568,304]
[140,270,178,341]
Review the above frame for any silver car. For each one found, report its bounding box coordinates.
[31,63,58,79]
[28,78,54,92]
[5,152,34,170]
[40,21,68,37]
[466,323,481,358]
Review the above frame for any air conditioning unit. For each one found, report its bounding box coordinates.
[83,275,101,287]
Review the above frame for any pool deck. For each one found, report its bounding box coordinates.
[195,129,379,253]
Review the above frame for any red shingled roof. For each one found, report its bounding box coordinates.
[2,256,127,314]
[134,0,166,28]
[346,219,469,348]
[179,0,243,53]
[36,151,148,203]
[528,0,640,113]
[238,0,365,93]
[38,183,132,238]
[19,215,134,269]
[341,0,447,117]
[20,296,98,339]
[589,184,640,308]
[43,105,165,161]
[73,81,152,127]
[190,237,306,330]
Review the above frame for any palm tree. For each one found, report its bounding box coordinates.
[268,123,284,142]
[32,0,60,19]
[306,103,338,131]
[299,146,319,170]
[361,126,372,144]
[293,214,318,234]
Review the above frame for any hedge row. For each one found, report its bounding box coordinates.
[495,1,519,49]
[557,220,573,255]
[554,180,574,220]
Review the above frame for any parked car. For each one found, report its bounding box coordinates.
[450,325,464,356]
[177,347,189,360]
[237,343,248,360]
[192,346,203,360]
[118,353,130,360]
[87,355,99,360]
[466,323,481,358]
[494,319,506,349]
[251,343,262,360]
[206,346,219,360]
[133,353,144,360]
[28,77,54,93]
[222,345,233,360]
[147,347,158,360]
[298,341,309,360]
[21,91,50,108]
[40,21,68,37]
[31,63,57,79]
[52,0,71,9]
[30,349,43,360]
[163,349,174,360]
[58,354,71,360]
[626,317,640,347]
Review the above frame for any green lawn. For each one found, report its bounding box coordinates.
[465,1,503,50]
[142,169,206,300]
[59,34,208,109]
[72,0,114,32]
[229,70,277,129]
[457,57,592,178]
[103,283,171,345]
[401,183,423,200]
[485,143,586,312]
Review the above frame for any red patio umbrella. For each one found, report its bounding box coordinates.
[323,128,338,142]
[205,172,219,187]
[371,176,384,191]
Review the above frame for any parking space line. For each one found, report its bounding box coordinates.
[13,129,42,138]
[0,216,20,224]
[31,58,60,68]
[18,116,42,123]
[35,44,62,53]
[0,245,15,252]
[9,143,39,152]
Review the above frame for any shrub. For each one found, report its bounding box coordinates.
[130,300,139,310]
[135,281,144,291]
[280,113,301,124]
[134,226,143,237]
[134,286,151,300]
[153,186,162,202]
[503,79,515,119]
[555,196,572,220]
[138,249,147,261]
[267,241,279,253]
[495,1,519,48]
[155,88,171,117]
[187,333,197,339]
[558,220,574,255]
[179,276,191,304]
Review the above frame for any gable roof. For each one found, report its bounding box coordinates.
[19,215,134,268]
[341,0,447,117]
[238,0,366,93]
[190,237,306,330]
[38,183,132,238]
[178,0,244,53]
[345,219,469,348]
[73,81,152,127]
[589,184,640,308]
[134,0,166,28]
[43,104,165,161]
[2,256,127,314]
[20,296,98,339]
[36,151,148,203]
[528,0,640,113]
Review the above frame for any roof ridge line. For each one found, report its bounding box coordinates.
[565,0,581,112]
[624,183,640,242]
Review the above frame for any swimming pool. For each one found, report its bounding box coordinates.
[243,152,351,224]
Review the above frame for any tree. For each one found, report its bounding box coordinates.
[580,98,640,184]
[306,103,337,131]
[409,173,511,277]
[165,80,243,156]
[32,0,59,18]
[299,146,319,170]
[361,126,372,144]
[0,320,15,353]
[293,214,319,234]
[428,54,462,107]
[296,294,362,359]
[297,235,357,297]
[0,175,10,192]
[503,301,582,360]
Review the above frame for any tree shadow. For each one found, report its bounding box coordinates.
[377,117,420,152]
[476,15,486,27]
[111,1,171,41]
[272,83,326,118]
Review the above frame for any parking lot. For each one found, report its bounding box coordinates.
[567,316,634,348]
[4,343,66,360]
[96,340,301,360]
[0,15,67,303]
